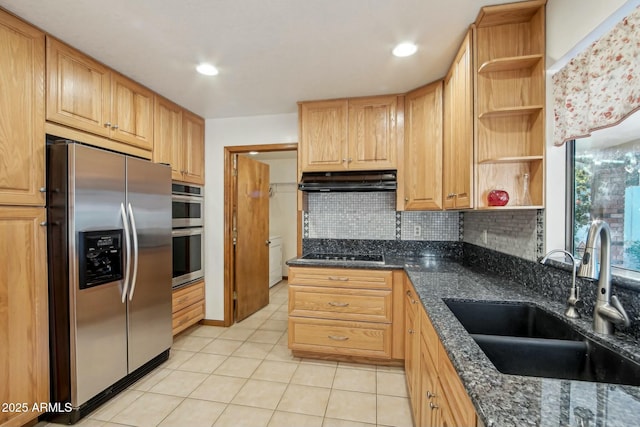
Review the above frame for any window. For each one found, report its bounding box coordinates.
[568,112,640,275]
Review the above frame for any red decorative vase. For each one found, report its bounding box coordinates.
[488,189,509,206]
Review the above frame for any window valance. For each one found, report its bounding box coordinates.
[553,5,640,146]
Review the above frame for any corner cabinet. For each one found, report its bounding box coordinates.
[0,9,45,206]
[288,267,404,361]
[474,0,546,209]
[399,81,443,211]
[299,95,398,172]
[404,277,477,427]
[46,37,154,153]
[443,28,474,210]
[0,207,49,427]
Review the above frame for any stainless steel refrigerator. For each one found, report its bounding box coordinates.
[47,140,172,424]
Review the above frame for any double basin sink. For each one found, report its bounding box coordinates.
[444,300,640,386]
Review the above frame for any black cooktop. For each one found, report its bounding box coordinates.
[300,253,384,263]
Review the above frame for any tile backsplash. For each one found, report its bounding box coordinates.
[462,210,544,261]
[305,192,459,241]
[304,191,545,261]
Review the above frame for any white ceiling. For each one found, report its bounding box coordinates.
[0,0,515,119]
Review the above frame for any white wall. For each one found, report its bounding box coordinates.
[262,158,298,276]
[204,113,297,320]
[544,0,633,252]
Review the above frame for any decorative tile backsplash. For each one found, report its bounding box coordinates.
[462,210,544,261]
[305,192,459,241]
[304,192,544,260]
[307,192,397,240]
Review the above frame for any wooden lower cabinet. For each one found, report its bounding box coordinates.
[288,266,402,361]
[405,278,477,427]
[404,277,421,421]
[0,207,49,427]
[172,280,205,335]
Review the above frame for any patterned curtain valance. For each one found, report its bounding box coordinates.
[553,5,640,146]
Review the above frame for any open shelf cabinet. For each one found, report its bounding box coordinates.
[474,0,546,210]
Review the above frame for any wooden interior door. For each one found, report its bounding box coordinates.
[235,155,270,321]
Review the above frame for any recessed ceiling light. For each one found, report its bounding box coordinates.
[392,42,417,57]
[196,63,219,76]
[248,151,259,155]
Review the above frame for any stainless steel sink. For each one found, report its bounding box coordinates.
[444,300,640,386]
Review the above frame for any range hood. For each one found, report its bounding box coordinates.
[298,170,397,192]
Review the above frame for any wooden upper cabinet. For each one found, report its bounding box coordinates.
[110,73,154,150]
[46,36,153,151]
[474,1,546,209]
[182,110,205,185]
[152,97,204,185]
[0,207,49,427]
[402,81,443,211]
[299,99,348,172]
[153,96,183,181]
[443,28,474,210]
[348,96,397,170]
[299,96,398,172]
[0,11,45,206]
[46,36,111,137]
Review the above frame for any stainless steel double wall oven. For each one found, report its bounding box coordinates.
[171,183,204,288]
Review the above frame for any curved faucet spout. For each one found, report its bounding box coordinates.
[576,219,629,334]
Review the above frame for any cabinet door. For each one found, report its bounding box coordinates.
[403,81,443,210]
[419,328,439,427]
[182,110,205,185]
[348,96,397,170]
[404,282,421,421]
[111,73,154,150]
[0,207,48,426]
[153,96,183,181]
[0,11,45,206]
[444,29,473,210]
[299,100,348,172]
[438,341,477,427]
[46,36,111,137]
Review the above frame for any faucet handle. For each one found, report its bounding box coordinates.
[610,295,631,327]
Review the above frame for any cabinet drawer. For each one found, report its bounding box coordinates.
[172,281,205,313]
[289,267,392,290]
[172,301,204,336]
[289,317,392,359]
[289,285,392,322]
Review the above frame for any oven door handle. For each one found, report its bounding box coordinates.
[127,202,139,301]
[120,203,131,303]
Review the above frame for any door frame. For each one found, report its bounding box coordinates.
[223,143,298,326]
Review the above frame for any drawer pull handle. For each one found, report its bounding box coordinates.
[430,402,439,410]
[328,276,349,281]
[408,329,415,334]
[328,302,349,307]
[328,335,349,341]
[426,391,436,399]
[406,290,412,297]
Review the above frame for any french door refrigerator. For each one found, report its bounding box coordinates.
[47,140,172,423]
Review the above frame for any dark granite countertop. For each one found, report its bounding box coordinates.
[286,256,640,427]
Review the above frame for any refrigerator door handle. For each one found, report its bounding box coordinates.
[127,202,140,301]
[120,203,132,303]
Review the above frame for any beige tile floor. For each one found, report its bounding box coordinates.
[45,281,413,427]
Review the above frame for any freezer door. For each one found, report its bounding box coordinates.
[70,144,128,407]
[126,157,172,372]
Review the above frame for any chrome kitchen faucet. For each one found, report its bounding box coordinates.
[577,219,630,334]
